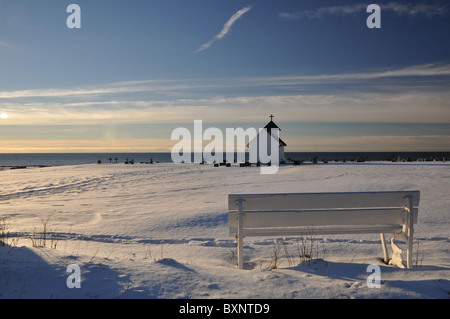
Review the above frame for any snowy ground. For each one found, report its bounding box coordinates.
[0,161,449,299]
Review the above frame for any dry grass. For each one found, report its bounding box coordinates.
[29,216,58,249]
[267,233,325,269]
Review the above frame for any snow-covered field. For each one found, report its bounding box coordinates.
[0,161,449,299]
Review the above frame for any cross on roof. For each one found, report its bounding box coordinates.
[270,114,274,121]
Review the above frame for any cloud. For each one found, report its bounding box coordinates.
[1,63,449,100]
[2,61,449,152]
[0,138,172,153]
[196,5,252,53]
[0,80,198,99]
[248,63,450,86]
[288,135,450,152]
[383,2,448,17]
[0,39,19,52]
[279,2,448,20]
[3,88,450,126]
[1,62,449,129]
[279,4,366,20]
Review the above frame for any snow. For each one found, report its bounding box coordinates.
[0,161,449,299]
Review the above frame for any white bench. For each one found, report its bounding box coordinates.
[228,191,420,269]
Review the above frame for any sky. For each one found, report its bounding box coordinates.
[0,0,449,153]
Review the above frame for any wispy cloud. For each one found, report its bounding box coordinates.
[279,2,448,20]
[1,63,449,100]
[0,138,172,153]
[248,63,450,86]
[1,63,449,128]
[0,39,19,52]
[196,5,252,53]
[289,135,450,152]
[2,62,449,152]
[65,90,432,125]
[279,4,366,20]
[3,85,450,126]
[0,80,196,99]
[383,2,448,17]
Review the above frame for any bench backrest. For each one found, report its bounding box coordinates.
[229,191,420,233]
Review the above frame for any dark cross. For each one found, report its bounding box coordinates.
[270,114,274,121]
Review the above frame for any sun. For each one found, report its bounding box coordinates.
[0,112,8,119]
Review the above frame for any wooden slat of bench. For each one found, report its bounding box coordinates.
[229,191,420,211]
[229,208,418,229]
[229,224,404,237]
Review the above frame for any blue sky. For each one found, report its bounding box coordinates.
[0,0,449,152]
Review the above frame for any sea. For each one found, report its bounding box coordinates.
[0,152,448,168]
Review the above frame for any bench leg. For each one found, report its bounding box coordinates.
[237,236,243,269]
[406,235,413,269]
[237,199,244,269]
[406,196,414,269]
[380,233,389,263]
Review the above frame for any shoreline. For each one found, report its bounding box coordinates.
[0,165,51,171]
[1,158,448,172]
[0,151,448,168]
